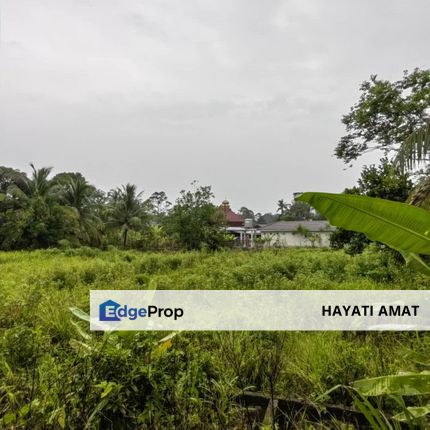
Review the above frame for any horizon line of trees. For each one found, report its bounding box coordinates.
[0,164,318,251]
[238,199,325,226]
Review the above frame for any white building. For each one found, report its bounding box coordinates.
[259,220,335,248]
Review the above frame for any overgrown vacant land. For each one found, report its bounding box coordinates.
[2,248,430,429]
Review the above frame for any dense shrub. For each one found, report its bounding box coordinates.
[0,248,428,429]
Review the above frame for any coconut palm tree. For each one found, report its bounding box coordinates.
[2,164,78,248]
[61,176,102,244]
[7,163,59,205]
[107,183,145,248]
[277,199,288,215]
[27,164,55,197]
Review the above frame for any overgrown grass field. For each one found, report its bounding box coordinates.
[1,247,430,429]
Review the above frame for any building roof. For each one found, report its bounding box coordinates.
[259,220,335,233]
[219,200,244,226]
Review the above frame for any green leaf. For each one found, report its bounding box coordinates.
[3,412,15,425]
[158,331,178,344]
[154,332,178,355]
[84,397,110,430]
[69,306,90,322]
[353,373,430,396]
[71,320,91,340]
[69,339,94,354]
[19,403,30,416]
[297,193,430,255]
[404,351,430,368]
[402,252,430,276]
[350,390,390,430]
[114,331,136,340]
[57,407,66,429]
[395,120,430,173]
[393,404,430,421]
[100,382,115,398]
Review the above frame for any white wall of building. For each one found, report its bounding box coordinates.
[261,231,331,248]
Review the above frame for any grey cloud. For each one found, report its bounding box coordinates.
[1,0,429,213]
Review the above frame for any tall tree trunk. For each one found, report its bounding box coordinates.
[123,228,128,249]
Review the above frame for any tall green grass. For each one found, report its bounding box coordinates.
[1,247,429,428]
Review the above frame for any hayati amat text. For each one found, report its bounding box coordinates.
[322,305,420,317]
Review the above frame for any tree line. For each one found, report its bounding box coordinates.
[0,167,229,251]
[238,199,324,225]
[0,166,318,251]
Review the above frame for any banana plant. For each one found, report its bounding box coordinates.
[298,191,430,426]
[301,126,430,427]
[69,306,178,354]
[352,372,430,427]
[319,374,430,428]
[297,192,430,275]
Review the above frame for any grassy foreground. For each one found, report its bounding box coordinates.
[1,247,430,429]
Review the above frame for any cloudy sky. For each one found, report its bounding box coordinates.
[1,0,429,213]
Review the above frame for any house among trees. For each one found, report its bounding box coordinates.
[259,220,335,248]
[219,201,335,248]
[219,200,259,247]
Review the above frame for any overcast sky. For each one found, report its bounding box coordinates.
[1,0,429,213]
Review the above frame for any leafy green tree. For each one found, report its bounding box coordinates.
[256,212,278,224]
[280,201,312,221]
[143,225,173,251]
[301,87,430,274]
[9,164,59,202]
[60,175,103,245]
[164,182,225,250]
[52,171,85,186]
[330,159,413,254]
[330,70,427,253]
[335,69,430,165]
[107,184,146,248]
[277,199,288,216]
[0,164,78,249]
[238,206,255,220]
[0,166,27,195]
[147,191,171,222]
[329,228,368,255]
[348,159,413,201]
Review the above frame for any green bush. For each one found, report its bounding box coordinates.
[0,248,429,428]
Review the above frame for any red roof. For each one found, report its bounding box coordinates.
[219,200,244,226]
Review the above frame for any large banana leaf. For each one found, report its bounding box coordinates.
[297,193,430,255]
[353,373,430,396]
[401,252,430,276]
[393,404,430,422]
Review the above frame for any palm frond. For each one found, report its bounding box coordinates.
[395,121,430,172]
[407,176,430,210]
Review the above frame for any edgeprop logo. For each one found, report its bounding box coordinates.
[99,299,184,322]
